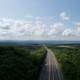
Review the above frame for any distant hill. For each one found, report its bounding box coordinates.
[0,40,80,46]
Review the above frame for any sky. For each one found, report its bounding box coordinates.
[0,0,80,40]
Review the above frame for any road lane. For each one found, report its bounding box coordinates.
[39,47,63,80]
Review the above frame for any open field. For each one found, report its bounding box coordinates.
[49,45,80,80]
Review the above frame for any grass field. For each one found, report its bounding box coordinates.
[0,45,47,80]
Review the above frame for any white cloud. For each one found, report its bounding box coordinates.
[48,22,64,35]
[33,22,46,36]
[62,29,74,36]
[60,12,70,21]
[0,18,34,39]
[62,24,80,38]
[74,22,80,37]
[0,17,79,40]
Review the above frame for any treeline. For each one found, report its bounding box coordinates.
[50,46,80,80]
[0,46,47,80]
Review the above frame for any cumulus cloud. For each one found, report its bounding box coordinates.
[0,18,47,40]
[62,29,74,36]
[0,16,79,40]
[60,12,70,21]
[62,22,80,38]
[74,22,80,37]
[48,22,64,35]
[0,18,33,39]
[33,23,46,36]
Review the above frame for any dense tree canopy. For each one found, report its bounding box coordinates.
[0,46,46,80]
[50,46,80,80]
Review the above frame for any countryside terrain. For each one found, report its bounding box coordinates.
[0,44,80,80]
[0,45,46,80]
[49,45,80,80]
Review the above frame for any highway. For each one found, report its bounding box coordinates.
[39,47,63,80]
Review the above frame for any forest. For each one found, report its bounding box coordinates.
[50,45,80,80]
[0,45,47,80]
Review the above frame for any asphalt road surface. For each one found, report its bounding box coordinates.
[39,47,63,80]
